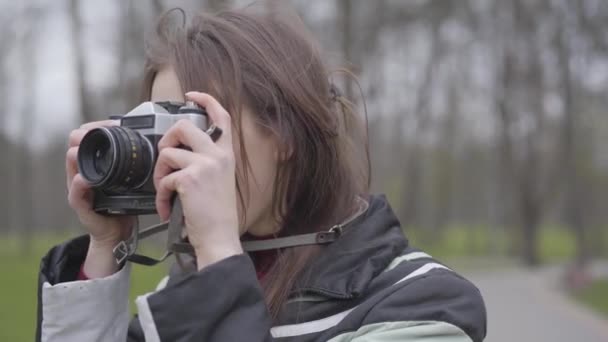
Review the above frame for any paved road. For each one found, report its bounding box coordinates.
[463,265,608,342]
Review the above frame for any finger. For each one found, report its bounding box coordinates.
[68,174,94,213]
[185,92,233,149]
[153,147,199,190]
[68,129,88,147]
[79,120,119,131]
[157,119,215,153]
[66,146,79,189]
[155,170,183,221]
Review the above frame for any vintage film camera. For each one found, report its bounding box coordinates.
[77,101,208,215]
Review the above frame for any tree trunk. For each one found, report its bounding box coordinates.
[558,0,588,267]
[0,41,8,233]
[18,5,39,255]
[69,0,95,123]
[208,0,230,12]
[152,0,164,15]
[520,190,541,266]
[431,81,458,233]
[399,22,441,228]
[339,0,355,101]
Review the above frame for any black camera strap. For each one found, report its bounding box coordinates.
[113,196,342,266]
[112,196,186,266]
[112,197,350,267]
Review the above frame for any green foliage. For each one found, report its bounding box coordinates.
[406,225,578,263]
[573,279,608,317]
[538,226,577,263]
[0,235,167,342]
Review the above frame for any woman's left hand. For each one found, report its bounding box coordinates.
[153,92,243,270]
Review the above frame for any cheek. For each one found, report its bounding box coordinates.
[245,143,277,208]
[231,134,278,234]
[248,154,276,194]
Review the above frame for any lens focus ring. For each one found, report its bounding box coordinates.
[77,126,153,192]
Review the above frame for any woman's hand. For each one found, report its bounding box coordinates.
[154,92,243,270]
[66,120,136,278]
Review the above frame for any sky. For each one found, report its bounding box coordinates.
[3,0,122,149]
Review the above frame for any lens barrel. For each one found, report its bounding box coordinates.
[77,126,153,192]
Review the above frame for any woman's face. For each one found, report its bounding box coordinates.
[150,67,279,237]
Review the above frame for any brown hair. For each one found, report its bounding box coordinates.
[141,4,369,318]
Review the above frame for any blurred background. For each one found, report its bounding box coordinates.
[1,0,608,341]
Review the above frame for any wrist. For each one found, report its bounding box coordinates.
[83,238,120,278]
[86,217,135,247]
[194,239,243,271]
[89,235,121,249]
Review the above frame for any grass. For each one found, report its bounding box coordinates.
[573,279,608,317]
[0,234,167,342]
[407,224,584,264]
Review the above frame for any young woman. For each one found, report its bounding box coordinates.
[36,7,486,342]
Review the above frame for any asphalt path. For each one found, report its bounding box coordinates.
[464,265,608,342]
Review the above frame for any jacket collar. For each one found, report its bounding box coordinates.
[292,194,407,299]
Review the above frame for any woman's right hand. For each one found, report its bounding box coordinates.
[66,120,136,278]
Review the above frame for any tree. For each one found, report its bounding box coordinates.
[17,2,44,254]
[556,0,586,267]
[69,0,96,123]
[0,12,17,233]
[494,0,558,266]
[397,1,453,228]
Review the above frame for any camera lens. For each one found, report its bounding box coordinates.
[77,126,154,192]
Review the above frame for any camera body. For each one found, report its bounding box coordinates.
[77,101,207,215]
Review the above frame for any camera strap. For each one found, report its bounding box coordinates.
[113,197,367,267]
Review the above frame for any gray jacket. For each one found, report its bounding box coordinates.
[36,195,487,341]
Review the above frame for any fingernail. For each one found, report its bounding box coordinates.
[185,91,197,97]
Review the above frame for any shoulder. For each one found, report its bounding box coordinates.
[361,250,487,342]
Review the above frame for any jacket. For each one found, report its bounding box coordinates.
[36,195,487,341]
